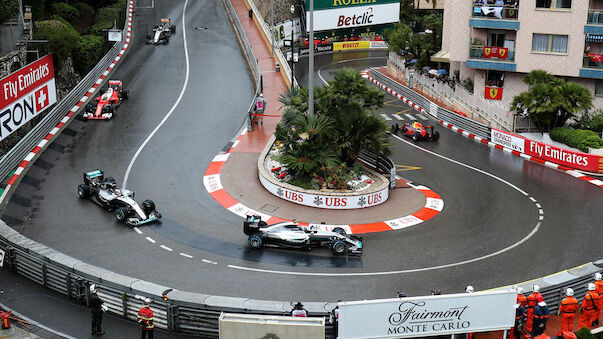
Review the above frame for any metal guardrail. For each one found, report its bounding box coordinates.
[358,150,396,189]
[222,0,261,121]
[0,29,127,182]
[370,68,492,140]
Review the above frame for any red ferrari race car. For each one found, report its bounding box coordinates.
[391,121,440,142]
[83,80,129,120]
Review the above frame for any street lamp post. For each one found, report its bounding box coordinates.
[290,5,295,88]
[308,0,314,115]
[271,0,274,58]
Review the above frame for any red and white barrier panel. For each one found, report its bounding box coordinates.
[439,121,603,189]
[0,1,136,205]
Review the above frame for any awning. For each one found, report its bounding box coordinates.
[431,50,450,63]
[586,34,603,43]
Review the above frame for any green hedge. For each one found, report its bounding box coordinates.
[88,0,127,36]
[549,127,603,153]
[50,2,78,24]
[74,2,95,28]
[0,0,20,23]
[72,34,104,75]
[33,19,80,69]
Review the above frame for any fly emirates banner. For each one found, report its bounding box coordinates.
[307,1,400,32]
[0,54,56,142]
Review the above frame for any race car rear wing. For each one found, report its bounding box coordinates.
[244,215,267,235]
[160,18,170,23]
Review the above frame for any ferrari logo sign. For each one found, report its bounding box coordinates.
[485,86,503,100]
[483,46,508,60]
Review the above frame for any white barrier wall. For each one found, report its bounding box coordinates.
[219,313,325,339]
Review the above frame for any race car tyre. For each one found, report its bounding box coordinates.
[85,103,95,112]
[412,133,419,142]
[248,234,263,249]
[78,184,90,198]
[142,200,155,214]
[122,90,129,100]
[171,25,176,33]
[114,208,127,222]
[331,240,347,256]
[433,131,440,141]
[390,123,399,134]
[333,227,346,236]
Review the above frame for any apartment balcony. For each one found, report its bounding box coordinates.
[470,5,520,30]
[467,45,517,71]
[580,53,603,79]
[586,10,603,34]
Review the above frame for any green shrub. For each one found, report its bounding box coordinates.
[72,34,104,75]
[0,0,20,23]
[73,2,95,28]
[575,327,595,339]
[50,2,78,24]
[549,127,603,152]
[33,19,80,69]
[288,176,314,190]
[88,0,126,36]
[574,109,603,135]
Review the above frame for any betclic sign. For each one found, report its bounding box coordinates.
[0,55,56,142]
[338,290,516,339]
[307,2,400,32]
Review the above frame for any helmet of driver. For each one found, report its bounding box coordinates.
[517,287,524,294]
[465,285,474,293]
[588,283,595,291]
[566,288,574,296]
[533,284,540,292]
[595,273,602,281]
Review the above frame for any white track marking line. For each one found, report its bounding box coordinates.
[202,259,217,264]
[417,114,428,120]
[145,237,156,244]
[133,227,142,234]
[160,245,173,251]
[229,133,542,277]
[393,114,403,120]
[404,113,415,120]
[380,114,392,120]
[122,0,191,188]
[180,253,193,258]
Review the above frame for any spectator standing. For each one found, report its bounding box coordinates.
[578,283,600,329]
[532,301,550,337]
[88,284,106,336]
[254,93,266,124]
[559,288,579,332]
[137,298,155,339]
[291,302,308,317]
[594,273,603,325]
[329,301,341,338]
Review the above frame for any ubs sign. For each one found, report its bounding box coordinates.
[0,55,56,141]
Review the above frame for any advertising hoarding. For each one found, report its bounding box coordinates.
[339,290,516,339]
[0,55,56,141]
[307,2,400,32]
[491,128,600,172]
[333,40,370,50]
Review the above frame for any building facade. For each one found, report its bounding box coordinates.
[439,0,603,110]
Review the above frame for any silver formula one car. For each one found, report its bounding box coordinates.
[77,170,161,227]
[146,18,176,44]
[243,216,363,256]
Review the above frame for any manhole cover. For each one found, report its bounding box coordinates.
[261,204,278,213]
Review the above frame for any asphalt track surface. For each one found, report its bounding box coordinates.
[1,1,602,304]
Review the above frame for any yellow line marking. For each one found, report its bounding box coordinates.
[396,164,422,171]
[395,108,412,114]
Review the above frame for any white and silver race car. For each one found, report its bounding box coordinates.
[146,18,176,44]
[77,170,161,227]
[243,216,363,256]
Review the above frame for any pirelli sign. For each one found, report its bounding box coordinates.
[0,54,57,142]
